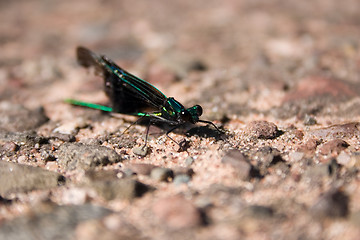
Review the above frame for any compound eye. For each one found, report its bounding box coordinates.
[195,105,203,116]
[181,110,191,122]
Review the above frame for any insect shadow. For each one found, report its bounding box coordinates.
[133,117,226,151]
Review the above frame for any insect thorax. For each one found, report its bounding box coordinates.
[160,97,184,121]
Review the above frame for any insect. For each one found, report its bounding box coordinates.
[66,47,223,150]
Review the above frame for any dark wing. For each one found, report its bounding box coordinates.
[76,47,167,114]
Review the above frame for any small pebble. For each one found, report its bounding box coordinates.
[247,120,279,139]
[45,161,58,171]
[185,156,194,166]
[3,142,18,152]
[133,146,148,157]
[336,151,351,166]
[152,195,203,229]
[127,163,156,175]
[53,118,87,135]
[173,174,191,185]
[289,151,304,162]
[222,149,252,180]
[122,168,135,177]
[17,155,27,164]
[318,139,349,155]
[297,138,320,154]
[303,114,317,125]
[150,167,174,182]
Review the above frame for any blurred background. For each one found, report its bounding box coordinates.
[1,0,360,119]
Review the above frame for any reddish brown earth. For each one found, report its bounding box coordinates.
[1,0,360,239]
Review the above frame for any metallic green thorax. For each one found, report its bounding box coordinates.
[159,97,203,124]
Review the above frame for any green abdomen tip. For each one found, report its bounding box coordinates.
[65,99,113,112]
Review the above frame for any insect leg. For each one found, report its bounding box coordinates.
[165,125,189,151]
[143,119,152,149]
[198,120,223,133]
[121,115,147,135]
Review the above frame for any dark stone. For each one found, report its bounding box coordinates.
[93,179,150,201]
[0,196,12,204]
[188,60,207,71]
[132,146,148,157]
[57,143,121,170]
[150,167,174,182]
[311,189,349,219]
[303,114,317,125]
[242,205,274,218]
[254,147,287,176]
[0,161,64,196]
[303,159,339,183]
[83,170,151,201]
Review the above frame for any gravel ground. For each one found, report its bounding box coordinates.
[1,0,360,239]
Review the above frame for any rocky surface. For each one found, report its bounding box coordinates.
[1,0,360,239]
